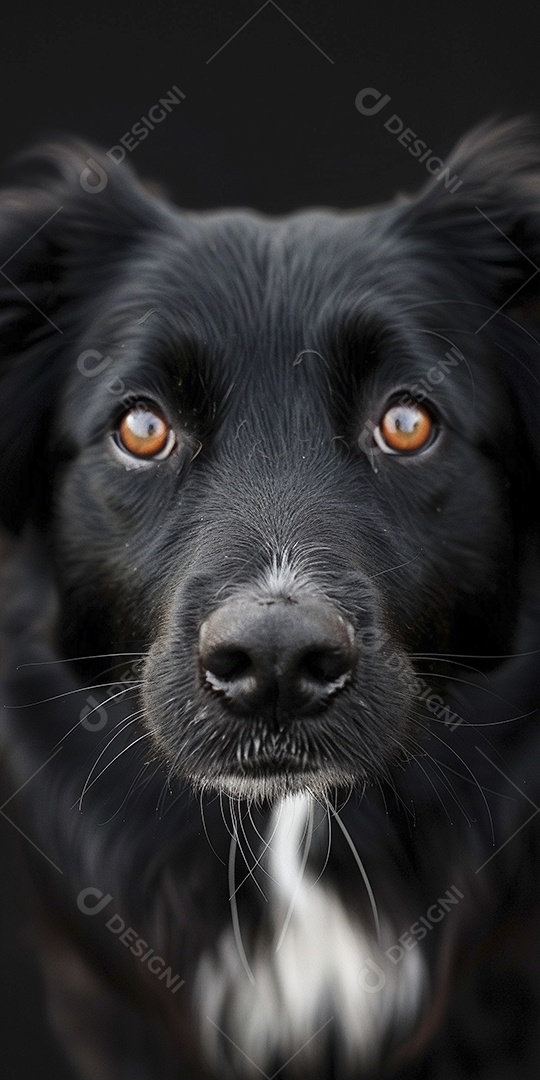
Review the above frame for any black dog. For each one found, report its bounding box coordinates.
[1,118,540,1079]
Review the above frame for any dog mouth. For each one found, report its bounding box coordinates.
[174,713,370,802]
[143,677,415,804]
[144,702,363,801]
[186,762,359,803]
[145,684,418,800]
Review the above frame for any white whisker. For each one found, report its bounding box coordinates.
[228,824,255,985]
[5,680,142,710]
[77,713,142,809]
[329,805,381,946]
[17,652,145,669]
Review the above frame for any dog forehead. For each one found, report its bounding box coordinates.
[62,214,367,404]
[143,204,395,315]
[60,201,506,447]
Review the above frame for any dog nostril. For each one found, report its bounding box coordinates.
[300,648,352,685]
[204,648,252,683]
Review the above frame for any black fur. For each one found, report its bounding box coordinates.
[1,118,540,1078]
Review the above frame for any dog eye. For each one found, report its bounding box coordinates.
[116,404,175,460]
[374,401,434,454]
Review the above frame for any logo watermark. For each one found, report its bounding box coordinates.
[356,625,464,732]
[76,318,156,405]
[77,887,184,993]
[385,886,464,964]
[80,85,186,193]
[357,885,464,992]
[355,88,462,193]
[80,657,144,732]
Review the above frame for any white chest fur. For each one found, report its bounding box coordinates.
[195,795,426,1076]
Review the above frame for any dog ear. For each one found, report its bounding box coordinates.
[402,117,540,481]
[403,117,540,308]
[0,140,163,533]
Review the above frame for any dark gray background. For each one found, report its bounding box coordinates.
[1,1,539,1075]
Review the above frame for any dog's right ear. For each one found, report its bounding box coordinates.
[0,141,166,534]
[399,118,540,490]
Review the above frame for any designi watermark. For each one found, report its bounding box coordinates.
[76,327,156,406]
[77,887,184,993]
[80,85,185,193]
[356,625,464,732]
[355,88,463,193]
[357,885,464,992]
[80,657,144,732]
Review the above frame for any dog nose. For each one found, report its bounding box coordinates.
[199,598,356,716]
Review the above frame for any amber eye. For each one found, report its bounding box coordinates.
[375,401,434,454]
[116,404,174,459]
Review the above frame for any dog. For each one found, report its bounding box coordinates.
[1,117,540,1079]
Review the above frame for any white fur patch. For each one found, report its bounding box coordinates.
[227,552,322,607]
[195,795,426,1077]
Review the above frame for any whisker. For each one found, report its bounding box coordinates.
[219,792,236,844]
[235,801,262,867]
[410,738,473,826]
[99,762,153,824]
[378,767,416,822]
[5,681,143,710]
[429,709,536,727]
[236,803,284,893]
[90,732,152,801]
[228,823,256,985]
[413,648,540,660]
[375,778,390,819]
[414,670,520,710]
[329,805,381,947]
[426,727,495,844]
[199,792,226,866]
[232,802,269,902]
[79,683,139,722]
[229,800,247,877]
[411,655,488,680]
[309,797,333,888]
[78,729,151,810]
[77,713,143,809]
[17,652,145,669]
[44,684,141,754]
[419,753,517,802]
[409,752,455,825]
[156,774,174,819]
[372,553,421,578]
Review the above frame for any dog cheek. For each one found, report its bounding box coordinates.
[140,631,208,762]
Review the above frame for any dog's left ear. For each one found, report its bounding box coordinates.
[403,117,540,308]
[402,117,540,480]
[0,140,168,533]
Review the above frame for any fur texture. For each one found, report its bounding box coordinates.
[1,119,540,1078]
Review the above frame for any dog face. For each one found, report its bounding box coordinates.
[0,121,538,803]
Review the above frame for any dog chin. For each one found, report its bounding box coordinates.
[186,767,358,804]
